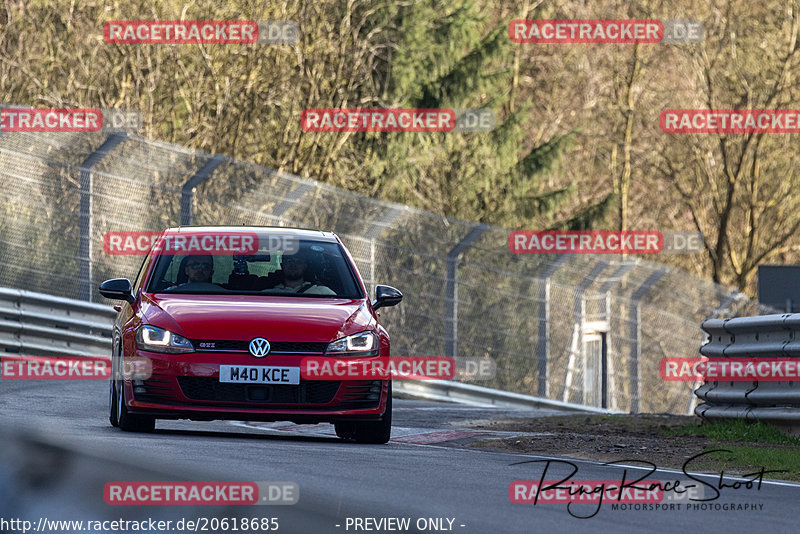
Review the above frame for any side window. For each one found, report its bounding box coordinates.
[132,254,153,294]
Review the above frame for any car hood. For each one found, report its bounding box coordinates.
[141,294,374,342]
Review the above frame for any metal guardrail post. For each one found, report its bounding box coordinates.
[628,268,667,413]
[180,154,228,225]
[79,133,127,301]
[444,224,489,358]
[536,256,568,397]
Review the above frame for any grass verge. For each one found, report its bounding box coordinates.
[662,419,800,480]
[465,415,800,481]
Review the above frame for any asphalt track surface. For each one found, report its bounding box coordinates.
[1,380,798,534]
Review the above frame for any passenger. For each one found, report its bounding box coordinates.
[271,251,335,295]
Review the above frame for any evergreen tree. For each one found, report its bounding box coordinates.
[362,0,614,229]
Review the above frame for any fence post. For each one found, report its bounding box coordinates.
[362,206,404,296]
[180,155,228,225]
[445,224,489,358]
[78,133,127,301]
[370,238,376,289]
[271,181,315,223]
[592,261,636,408]
[537,255,568,397]
[628,269,667,413]
[562,262,610,403]
[601,332,608,409]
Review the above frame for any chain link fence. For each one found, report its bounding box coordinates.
[0,130,774,414]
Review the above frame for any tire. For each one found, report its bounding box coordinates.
[109,340,119,427]
[115,376,155,433]
[109,378,119,427]
[336,385,392,444]
[334,421,356,440]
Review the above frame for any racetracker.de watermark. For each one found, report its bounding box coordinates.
[453,356,497,380]
[103,231,262,255]
[509,19,703,44]
[104,21,298,44]
[104,481,298,505]
[0,355,151,380]
[300,356,456,380]
[301,108,496,133]
[509,231,704,255]
[661,109,800,133]
[510,480,665,504]
[0,108,142,133]
[509,478,706,517]
[661,357,800,381]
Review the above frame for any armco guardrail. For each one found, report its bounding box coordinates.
[0,130,771,414]
[0,286,601,412]
[695,314,800,423]
[393,380,615,413]
[0,287,114,358]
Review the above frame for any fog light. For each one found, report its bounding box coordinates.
[367,393,379,400]
[134,386,146,394]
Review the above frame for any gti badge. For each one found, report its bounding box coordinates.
[249,337,271,358]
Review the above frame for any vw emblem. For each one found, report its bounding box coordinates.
[249,337,271,358]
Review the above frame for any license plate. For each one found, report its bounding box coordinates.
[219,365,300,385]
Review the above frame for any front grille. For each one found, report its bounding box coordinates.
[177,377,339,404]
[192,340,328,354]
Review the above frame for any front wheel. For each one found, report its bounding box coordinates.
[335,385,392,444]
[109,341,119,427]
[109,378,119,427]
[115,377,155,433]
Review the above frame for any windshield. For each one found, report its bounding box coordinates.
[145,237,363,298]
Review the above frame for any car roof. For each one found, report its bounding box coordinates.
[162,226,339,243]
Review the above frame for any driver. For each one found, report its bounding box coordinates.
[167,254,215,289]
[271,250,335,295]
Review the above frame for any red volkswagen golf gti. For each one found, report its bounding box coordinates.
[99,226,402,444]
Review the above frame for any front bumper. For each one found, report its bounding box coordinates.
[123,350,389,423]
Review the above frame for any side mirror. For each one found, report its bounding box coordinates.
[372,285,403,311]
[99,278,135,304]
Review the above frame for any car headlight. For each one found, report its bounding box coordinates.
[325,331,378,356]
[136,325,194,354]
